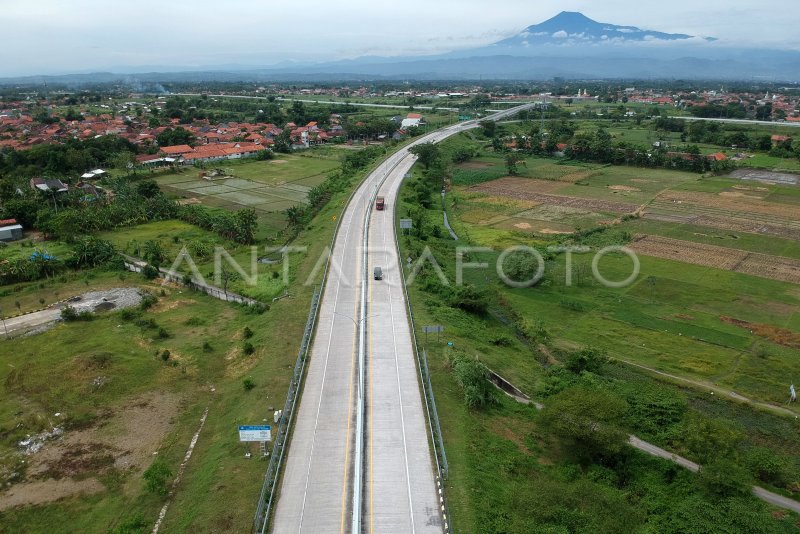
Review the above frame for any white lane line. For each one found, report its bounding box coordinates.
[380,170,416,533]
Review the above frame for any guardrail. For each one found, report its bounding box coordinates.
[253,285,321,533]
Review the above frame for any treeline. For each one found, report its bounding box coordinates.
[0,135,136,179]
[2,178,257,245]
[656,118,800,158]
[563,129,735,173]
[0,236,119,285]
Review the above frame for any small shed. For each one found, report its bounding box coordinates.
[0,218,23,242]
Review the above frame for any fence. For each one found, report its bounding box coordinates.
[421,349,449,479]
[253,285,321,533]
[120,254,259,307]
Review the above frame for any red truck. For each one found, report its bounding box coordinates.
[375,196,385,210]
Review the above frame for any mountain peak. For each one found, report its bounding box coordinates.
[548,11,596,24]
[492,11,707,48]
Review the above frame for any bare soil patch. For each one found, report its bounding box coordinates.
[658,190,800,219]
[0,391,182,510]
[630,235,800,284]
[473,176,567,194]
[721,317,800,349]
[729,169,799,186]
[732,185,769,192]
[540,228,573,235]
[0,478,104,511]
[269,160,289,164]
[472,177,638,214]
[609,185,641,192]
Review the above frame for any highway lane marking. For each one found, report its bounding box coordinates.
[339,279,359,534]
[297,203,358,533]
[368,236,375,534]
[381,171,417,533]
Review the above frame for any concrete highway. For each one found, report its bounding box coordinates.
[271,104,533,533]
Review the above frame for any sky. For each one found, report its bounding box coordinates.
[0,0,797,76]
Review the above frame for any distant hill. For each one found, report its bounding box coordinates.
[0,12,798,84]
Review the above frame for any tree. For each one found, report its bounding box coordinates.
[142,240,165,266]
[233,208,258,244]
[409,142,441,169]
[273,129,292,153]
[111,151,136,175]
[540,386,629,461]
[479,120,497,138]
[136,180,161,198]
[505,153,519,175]
[156,126,195,147]
[681,415,742,464]
[697,458,752,499]
[68,237,117,268]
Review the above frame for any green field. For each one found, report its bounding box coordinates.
[0,282,306,533]
[154,155,338,226]
[395,147,800,531]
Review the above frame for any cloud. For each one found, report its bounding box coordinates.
[552,30,568,39]
[0,0,798,75]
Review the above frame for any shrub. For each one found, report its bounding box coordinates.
[202,341,213,352]
[564,347,608,374]
[243,377,255,391]
[160,350,171,361]
[559,298,585,312]
[119,308,140,321]
[243,326,254,339]
[139,292,158,310]
[244,302,269,315]
[142,264,159,280]
[134,317,158,329]
[451,356,495,409]
[744,447,798,488]
[490,334,514,347]
[157,327,170,339]
[60,305,93,322]
[243,341,255,355]
[60,305,79,321]
[449,285,489,315]
[143,459,171,495]
[109,513,148,534]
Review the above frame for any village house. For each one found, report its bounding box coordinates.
[401,113,425,129]
[0,218,23,242]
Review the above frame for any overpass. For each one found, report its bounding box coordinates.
[268,104,534,533]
